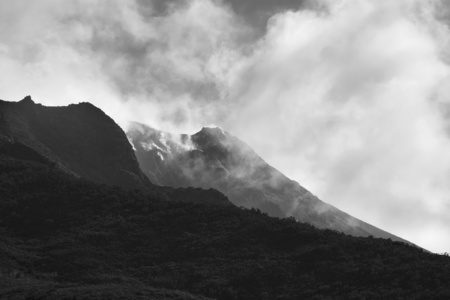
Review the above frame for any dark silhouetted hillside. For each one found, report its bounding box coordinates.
[1,100,450,299]
[1,149,450,299]
[0,96,149,189]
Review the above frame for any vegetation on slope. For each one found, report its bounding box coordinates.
[1,154,450,300]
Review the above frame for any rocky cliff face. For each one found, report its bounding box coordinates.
[0,96,149,189]
[127,122,409,242]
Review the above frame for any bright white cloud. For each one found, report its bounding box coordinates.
[226,0,450,253]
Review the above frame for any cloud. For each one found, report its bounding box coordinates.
[221,0,313,36]
[2,0,450,252]
[225,0,450,252]
[0,0,250,131]
[62,0,254,131]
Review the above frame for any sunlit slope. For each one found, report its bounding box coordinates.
[128,123,409,243]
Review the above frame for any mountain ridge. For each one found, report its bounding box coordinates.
[2,96,450,299]
[127,122,410,244]
[1,138,449,299]
[0,96,149,189]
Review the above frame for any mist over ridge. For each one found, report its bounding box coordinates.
[127,122,411,244]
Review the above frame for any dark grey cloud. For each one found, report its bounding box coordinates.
[56,0,245,108]
[137,0,312,29]
[46,0,320,105]
[223,0,310,33]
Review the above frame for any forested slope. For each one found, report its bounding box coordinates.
[1,153,449,299]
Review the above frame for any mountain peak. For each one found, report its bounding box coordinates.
[20,95,34,105]
[128,124,411,244]
[1,99,150,189]
[199,126,226,136]
[194,127,229,147]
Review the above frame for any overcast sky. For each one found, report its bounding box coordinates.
[2,0,450,253]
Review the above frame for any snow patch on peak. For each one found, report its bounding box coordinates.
[140,142,152,151]
[159,133,172,155]
[140,141,165,152]
[157,152,164,161]
[127,137,136,151]
[171,134,197,152]
[131,124,198,156]
[158,132,197,154]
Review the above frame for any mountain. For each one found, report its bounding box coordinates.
[1,137,450,299]
[0,96,150,189]
[1,97,450,299]
[127,122,408,242]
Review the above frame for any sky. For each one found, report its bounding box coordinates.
[2,0,450,253]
